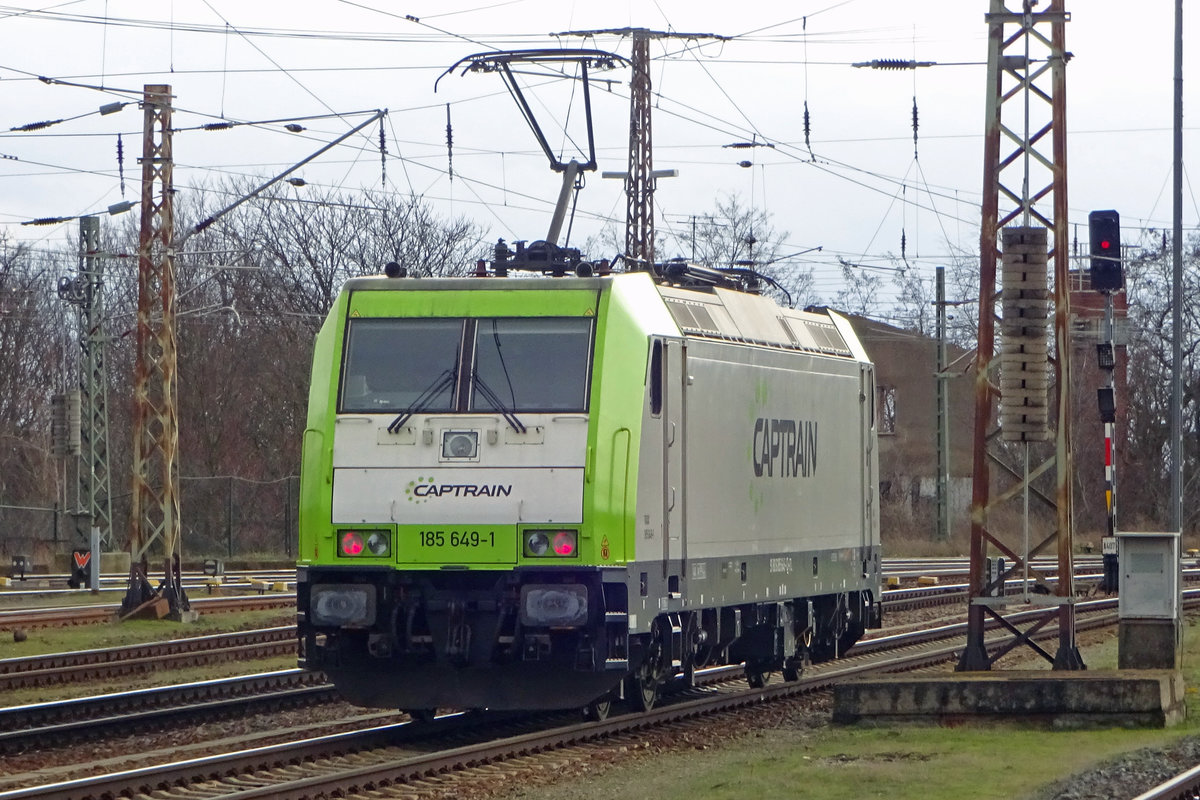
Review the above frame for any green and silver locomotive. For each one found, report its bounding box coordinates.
[297,258,881,716]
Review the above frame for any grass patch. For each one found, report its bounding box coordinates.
[2,653,300,706]
[600,725,1177,800]
[1,608,298,705]
[1,608,294,659]
[509,617,1200,800]
[0,589,127,610]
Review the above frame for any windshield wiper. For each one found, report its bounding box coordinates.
[388,369,456,433]
[472,372,527,434]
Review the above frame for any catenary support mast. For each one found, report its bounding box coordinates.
[121,84,189,620]
[959,0,1081,671]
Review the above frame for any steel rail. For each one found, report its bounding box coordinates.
[0,669,331,754]
[1132,764,1200,800]
[0,594,293,629]
[0,626,295,690]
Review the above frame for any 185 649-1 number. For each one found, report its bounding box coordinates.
[418,530,495,548]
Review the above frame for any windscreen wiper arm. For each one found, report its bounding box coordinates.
[472,373,527,434]
[388,369,456,433]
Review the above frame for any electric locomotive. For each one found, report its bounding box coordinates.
[296,250,882,717]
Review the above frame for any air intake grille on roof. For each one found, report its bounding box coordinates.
[778,317,799,345]
[807,322,849,353]
[665,299,720,334]
[779,316,851,355]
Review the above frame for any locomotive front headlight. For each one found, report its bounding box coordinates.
[365,531,390,556]
[441,429,479,460]
[310,584,376,627]
[520,584,588,627]
[525,531,550,556]
[339,529,390,557]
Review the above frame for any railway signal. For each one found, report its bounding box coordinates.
[1088,209,1123,292]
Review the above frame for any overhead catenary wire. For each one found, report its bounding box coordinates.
[2,3,1145,302]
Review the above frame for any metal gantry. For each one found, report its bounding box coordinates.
[959,0,1082,671]
[58,216,113,552]
[625,33,654,269]
[122,84,188,620]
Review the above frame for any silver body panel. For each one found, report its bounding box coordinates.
[625,287,879,633]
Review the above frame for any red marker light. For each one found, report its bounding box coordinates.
[341,531,365,556]
[552,530,576,556]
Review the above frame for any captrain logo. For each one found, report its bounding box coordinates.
[752,417,817,478]
[406,478,514,502]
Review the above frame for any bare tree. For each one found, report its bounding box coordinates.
[1,181,488,560]
[1114,228,1200,530]
[0,234,71,559]
[835,263,882,317]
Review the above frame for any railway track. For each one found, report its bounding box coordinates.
[0,585,942,693]
[0,592,1155,799]
[0,626,296,692]
[0,568,1189,798]
[1134,765,1200,800]
[0,593,293,631]
[0,669,332,756]
[0,638,956,800]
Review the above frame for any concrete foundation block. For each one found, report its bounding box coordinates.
[833,670,1186,728]
[1119,619,1183,670]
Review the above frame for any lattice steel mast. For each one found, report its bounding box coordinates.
[958,1,1081,671]
[563,28,725,272]
[58,216,113,553]
[121,84,188,620]
[626,32,654,269]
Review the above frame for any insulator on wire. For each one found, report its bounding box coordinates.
[379,117,388,186]
[852,59,936,70]
[912,97,919,158]
[803,101,811,154]
[445,103,454,182]
[116,133,125,198]
[12,119,61,132]
[901,229,907,261]
[999,226,1051,442]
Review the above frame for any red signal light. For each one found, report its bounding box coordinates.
[1100,239,1112,250]
[552,530,576,556]
[340,531,365,556]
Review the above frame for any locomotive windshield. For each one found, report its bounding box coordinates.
[472,318,593,412]
[340,319,460,412]
[339,316,594,414]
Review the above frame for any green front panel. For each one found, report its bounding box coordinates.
[298,291,348,566]
[301,274,678,572]
[583,274,672,567]
[348,288,599,319]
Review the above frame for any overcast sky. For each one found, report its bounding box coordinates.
[0,1,1194,307]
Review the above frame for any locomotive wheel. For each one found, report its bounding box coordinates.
[782,648,810,682]
[631,672,658,711]
[584,697,613,721]
[630,620,668,711]
[744,658,770,689]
